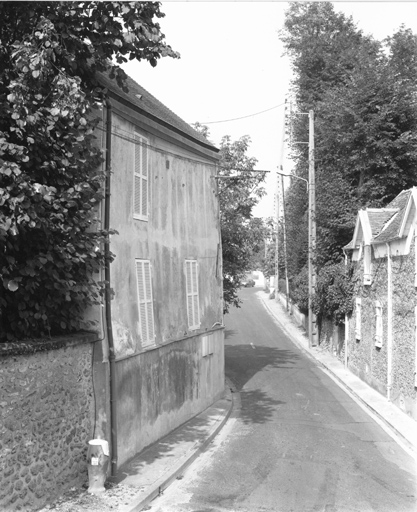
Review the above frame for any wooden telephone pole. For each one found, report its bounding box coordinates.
[308,110,318,347]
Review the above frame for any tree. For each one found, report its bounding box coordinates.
[192,124,266,313]
[0,2,178,341]
[280,3,417,321]
[218,136,266,312]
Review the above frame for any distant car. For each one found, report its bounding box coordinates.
[241,278,255,287]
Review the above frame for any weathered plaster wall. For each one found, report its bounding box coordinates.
[108,110,225,468]
[115,329,224,466]
[391,243,417,419]
[109,112,222,354]
[348,253,388,397]
[0,335,96,511]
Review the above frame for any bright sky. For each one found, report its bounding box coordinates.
[122,1,417,218]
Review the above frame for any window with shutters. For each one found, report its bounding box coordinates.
[135,259,155,347]
[363,245,372,285]
[185,260,200,330]
[355,297,361,341]
[375,301,383,348]
[133,133,149,221]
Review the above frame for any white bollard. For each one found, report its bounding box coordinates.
[87,439,109,495]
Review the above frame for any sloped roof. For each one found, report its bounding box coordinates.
[344,188,415,251]
[373,189,412,243]
[367,209,398,238]
[98,72,218,152]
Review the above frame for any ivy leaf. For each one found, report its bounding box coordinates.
[8,280,19,292]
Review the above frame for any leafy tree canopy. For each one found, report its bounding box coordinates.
[193,125,266,313]
[280,2,417,321]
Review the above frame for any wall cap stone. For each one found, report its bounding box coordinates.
[0,331,99,357]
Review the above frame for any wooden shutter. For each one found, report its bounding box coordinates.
[185,260,200,330]
[135,260,155,347]
[133,133,148,220]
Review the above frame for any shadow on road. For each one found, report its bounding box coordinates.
[225,343,299,391]
[239,388,285,424]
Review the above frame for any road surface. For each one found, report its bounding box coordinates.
[151,288,417,512]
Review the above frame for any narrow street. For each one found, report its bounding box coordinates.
[150,288,416,512]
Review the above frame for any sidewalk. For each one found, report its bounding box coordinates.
[256,289,417,457]
[108,388,234,512]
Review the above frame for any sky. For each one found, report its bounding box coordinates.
[122,1,417,218]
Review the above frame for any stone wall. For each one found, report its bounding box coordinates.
[348,243,417,421]
[391,244,417,419]
[348,252,389,397]
[0,333,97,511]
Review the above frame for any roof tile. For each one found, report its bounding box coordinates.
[99,72,218,151]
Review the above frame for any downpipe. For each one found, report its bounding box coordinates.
[104,99,118,476]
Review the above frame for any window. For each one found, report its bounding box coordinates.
[185,260,200,330]
[375,301,382,348]
[355,297,361,341]
[201,334,214,357]
[135,259,155,347]
[133,133,149,221]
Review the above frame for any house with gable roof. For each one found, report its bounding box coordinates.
[91,72,225,472]
[344,188,417,421]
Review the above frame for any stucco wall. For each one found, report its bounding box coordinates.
[0,335,96,511]
[115,328,224,466]
[107,108,225,468]
[109,111,222,355]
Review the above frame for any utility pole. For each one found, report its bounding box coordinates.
[308,110,318,347]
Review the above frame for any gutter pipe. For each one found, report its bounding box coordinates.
[104,99,118,476]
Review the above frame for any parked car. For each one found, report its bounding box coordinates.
[241,278,255,287]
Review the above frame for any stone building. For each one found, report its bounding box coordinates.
[344,187,417,421]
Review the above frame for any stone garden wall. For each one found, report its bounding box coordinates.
[0,333,97,511]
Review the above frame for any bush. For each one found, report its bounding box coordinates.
[312,261,354,325]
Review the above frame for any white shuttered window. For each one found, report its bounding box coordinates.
[375,300,383,348]
[185,260,200,330]
[135,259,155,347]
[133,133,149,221]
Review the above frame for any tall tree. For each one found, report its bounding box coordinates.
[0,2,178,341]
[218,135,266,312]
[280,2,417,322]
[192,125,266,313]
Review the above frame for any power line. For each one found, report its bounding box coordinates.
[200,102,286,124]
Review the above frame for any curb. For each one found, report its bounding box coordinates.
[121,385,235,512]
[258,292,417,456]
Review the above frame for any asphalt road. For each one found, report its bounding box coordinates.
[151,287,417,512]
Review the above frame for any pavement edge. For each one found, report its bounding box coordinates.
[122,382,236,512]
[258,290,417,457]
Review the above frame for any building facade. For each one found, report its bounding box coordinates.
[94,74,225,469]
[344,188,417,421]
